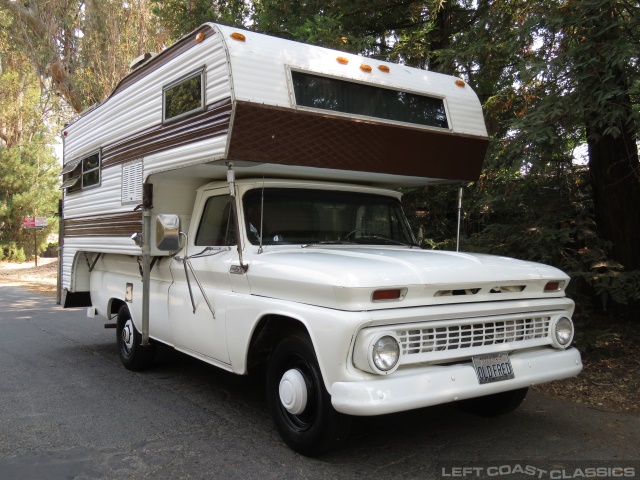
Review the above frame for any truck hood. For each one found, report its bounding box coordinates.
[246,246,569,310]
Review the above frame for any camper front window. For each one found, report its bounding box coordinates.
[291,71,449,129]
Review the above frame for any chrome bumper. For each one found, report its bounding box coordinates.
[331,347,582,416]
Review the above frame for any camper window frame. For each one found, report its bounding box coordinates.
[286,67,452,133]
[162,66,206,124]
[62,150,102,193]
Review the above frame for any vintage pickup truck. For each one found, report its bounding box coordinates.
[59,23,582,455]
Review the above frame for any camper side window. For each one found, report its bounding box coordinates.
[60,151,101,192]
[163,68,205,123]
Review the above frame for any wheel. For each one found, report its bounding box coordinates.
[116,306,155,371]
[266,332,351,456]
[458,387,528,417]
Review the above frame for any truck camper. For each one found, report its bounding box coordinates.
[59,23,582,455]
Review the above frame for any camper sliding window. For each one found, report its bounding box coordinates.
[60,151,101,193]
[162,68,206,124]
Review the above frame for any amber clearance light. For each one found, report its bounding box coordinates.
[360,64,372,73]
[230,32,246,42]
[336,56,349,65]
[378,65,390,73]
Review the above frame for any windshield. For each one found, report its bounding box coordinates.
[243,188,416,246]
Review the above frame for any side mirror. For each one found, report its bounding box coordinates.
[156,214,181,251]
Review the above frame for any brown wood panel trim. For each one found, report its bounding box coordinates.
[102,97,232,169]
[110,25,216,99]
[228,101,488,182]
[64,211,143,237]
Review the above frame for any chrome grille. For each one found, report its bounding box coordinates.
[397,317,550,355]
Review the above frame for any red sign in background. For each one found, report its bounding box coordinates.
[22,217,47,228]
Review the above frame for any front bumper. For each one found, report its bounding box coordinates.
[331,347,582,416]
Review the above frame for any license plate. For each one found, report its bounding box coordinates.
[472,352,515,384]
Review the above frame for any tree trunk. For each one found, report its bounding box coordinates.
[428,0,453,73]
[587,118,640,270]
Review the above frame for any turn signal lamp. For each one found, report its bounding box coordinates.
[230,32,246,42]
[372,288,407,302]
[544,281,565,292]
[337,56,349,65]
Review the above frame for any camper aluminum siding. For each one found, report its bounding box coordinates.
[60,22,489,292]
[61,25,232,292]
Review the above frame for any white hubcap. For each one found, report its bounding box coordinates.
[279,369,308,415]
[122,320,134,352]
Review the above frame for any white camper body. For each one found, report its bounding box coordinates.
[60,24,581,456]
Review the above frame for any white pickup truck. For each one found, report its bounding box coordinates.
[59,23,582,455]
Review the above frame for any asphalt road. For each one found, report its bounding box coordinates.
[1,285,638,480]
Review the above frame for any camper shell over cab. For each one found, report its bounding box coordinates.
[60,23,582,456]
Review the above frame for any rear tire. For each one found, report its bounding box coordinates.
[458,387,529,417]
[116,306,155,371]
[267,332,351,456]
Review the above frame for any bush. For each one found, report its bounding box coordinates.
[8,245,26,263]
[42,242,58,258]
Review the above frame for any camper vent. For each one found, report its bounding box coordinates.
[122,160,143,205]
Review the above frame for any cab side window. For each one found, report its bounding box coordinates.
[194,195,236,246]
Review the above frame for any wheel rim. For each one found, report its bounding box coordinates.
[278,354,318,432]
[121,319,134,357]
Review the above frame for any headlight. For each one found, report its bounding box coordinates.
[552,316,574,348]
[370,334,401,374]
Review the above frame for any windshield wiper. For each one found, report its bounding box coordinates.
[301,240,357,248]
[354,235,414,246]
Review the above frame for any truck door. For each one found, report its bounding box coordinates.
[168,190,236,363]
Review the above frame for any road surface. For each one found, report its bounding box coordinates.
[0,285,638,479]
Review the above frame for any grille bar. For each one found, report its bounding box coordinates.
[397,317,550,355]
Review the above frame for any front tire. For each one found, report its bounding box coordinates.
[458,387,529,417]
[116,306,155,371]
[267,332,351,456]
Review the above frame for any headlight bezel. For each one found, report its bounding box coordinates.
[551,316,574,348]
[368,333,401,375]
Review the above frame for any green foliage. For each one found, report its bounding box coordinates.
[3,243,26,263]
[0,142,60,256]
[11,245,25,263]
[151,0,249,40]
[0,40,60,258]
[404,164,640,311]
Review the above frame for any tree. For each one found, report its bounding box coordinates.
[0,27,60,259]
[0,0,166,113]
[556,0,640,271]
